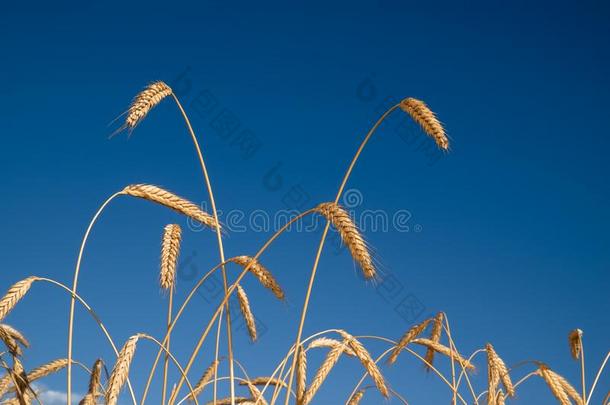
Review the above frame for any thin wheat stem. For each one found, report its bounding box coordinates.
[213,307,225,405]
[586,350,609,404]
[169,93,236,405]
[283,104,400,405]
[162,289,174,405]
[441,315,478,404]
[581,339,586,405]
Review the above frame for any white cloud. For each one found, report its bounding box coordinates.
[31,384,82,405]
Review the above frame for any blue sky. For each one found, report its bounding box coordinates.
[1,1,609,403]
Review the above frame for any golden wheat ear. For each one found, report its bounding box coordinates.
[236,284,257,341]
[388,317,432,365]
[117,81,173,134]
[0,277,37,323]
[400,97,449,150]
[187,358,221,402]
[347,390,365,405]
[314,202,376,279]
[229,256,285,300]
[160,224,182,290]
[568,329,583,360]
[538,364,583,405]
[486,343,515,397]
[106,335,140,405]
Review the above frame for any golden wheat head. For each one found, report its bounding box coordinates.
[338,331,389,398]
[160,224,182,290]
[388,317,432,365]
[296,343,307,404]
[124,81,172,131]
[122,184,219,230]
[315,202,376,279]
[188,358,220,401]
[412,338,474,371]
[400,98,448,150]
[347,390,365,405]
[303,341,346,405]
[424,312,444,370]
[106,335,140,405]
[236,284,257,341]
[568,329,583,360]
[486,343,514,397]
[230,256,284,300]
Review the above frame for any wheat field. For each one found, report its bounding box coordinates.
[0,81,607,405]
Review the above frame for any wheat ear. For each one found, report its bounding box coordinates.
[424,312,444,370]
[230,256,284,300]
[122,184,219,230]
[411,338,474,370]
[347,390,365,405]
[236,284,257,341]
[244,381,267,405]
[307,337,356,356]
[0,325,24,357]
[205,397,250,405]
[399,97,449,150]
[388,318,432,365]
[0,277,37,322]
[240,377,287,388]
[496,390,506,405]
[486,343,514,397]
[545,367,583,405]
[0,324,29,349]
[569,329,583,360]
[339,331,389,398]
[315,202,376,279]
[188,359,220,401]
[160,224,182,290]
[124,81,172,131]
[296,344,307,405]
[106,335,140,405]
[86,359,104,397]
[539,365,573,405]
[79,393,96,405]
[303,342,345,405]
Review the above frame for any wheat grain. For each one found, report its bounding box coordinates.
[315,202,375,279]
[399,98,449,150]
[412,338,474,370]
[124,81,172,131]
[307,337,356,356]
[424,312,444,370]
[0,277,37,322]
[106,335,140,405]
[568,329,583,360]
[339,331,389,398]
[230,256,284,300]
[347,390,365,405]
[188,359,220,401]
[388,318,432,365]
[122,184,218,230]
[236,284,257,341]
[160,224,182,290]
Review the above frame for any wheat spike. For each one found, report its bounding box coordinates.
[23,358,68,386]
[496,390,506,405]
[315,202,375,279]
[568,329,583,360]
[347,390,365,405]
[399,97,449,150]
[106,335,140,405]
[0,324,29,349]
[0,326,23,357]
[239,377,287,388]
[307,337,356,356]
[188,359,220,401]
[0,277,37,322]
[388,318,432,365]
[486,344,514,397]
[205,397,250,405]
[79,393,96,405]
[160,224,182,290]
[296,344,307,405]
[243,381,267,405]
[552,369,583,405]
[412,338,474,370]
[424,312,444,370]
[124,81,172,130]
[230,256,284,300]
[87,359,104,397]
[122,184,218,230]
[236,284,257,341]
[539,365,572,405]
[303,341,348,404]
[339,331,389,398]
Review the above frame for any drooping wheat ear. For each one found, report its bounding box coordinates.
[486,343,514,397]
[160,224,182,290]
[240,377,288,388]
[230,256,285,300]
[0,325,24,357]
[303,342,347,405]
[496,390,506,405]
[236,284,257,341]
[314,202,376,279]
[347,390,365,405]
[11,357,28,401]
[568,329,583,360]
[411,338,475,371]
[296,344,307,405]
[244,381,268,405]
[79,393,96,405]
[0,277,37,322]
[188,358,220,401]
[0,324,29,349]
[424,312,444,370]
[87,359,104,397]
[399,97,449,150]
[124,81,173,131]
[122,184,219,230]
[388,318,432,365]
[205,397,250,405]
[338,331,389,398]
[539,366,583,405]
[106,335,140,405]
[538,365,574,405]
[307,337,356,356]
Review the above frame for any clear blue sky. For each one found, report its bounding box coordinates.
[1,1,609,403]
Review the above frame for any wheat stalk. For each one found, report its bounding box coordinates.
[399,97,449,150]
[123,81,172,131]
[486,343,514,397]
[296,344,307,405]
[302,342,346,404]
[314,202,376,279]
[122,184,219,230]
[347,390,365,405]
[106,335,140,405]
[307,337,356,356]
[0,277,37,322]
[236,284,257,341]
[338,331,389,398]
[569,329,583,360]
[230,256,284,300]
[188,359,220,401]
[424,312,444,370]
[411,338,474,370]
[160,224,182,290]
[388,318,432,364]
